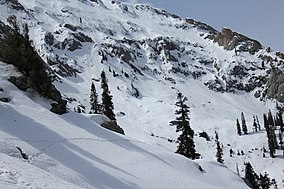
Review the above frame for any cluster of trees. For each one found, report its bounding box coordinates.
[244,162,278,189]
[236,112,261,135]
[89,70,116,121]
[263,110,284,158]
[0,15,64,112]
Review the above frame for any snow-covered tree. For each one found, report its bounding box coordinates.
[171,92,200,160]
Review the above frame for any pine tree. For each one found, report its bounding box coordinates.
[215,131,224,164]
[267,125,277,158]
[244,162,260,189]
[259,172,271,189]
[100,71,116,121]
[236,118,242,135]
[256,115,261,131]
[253,116,258,132]
[89,82,101,114]
[171,92,200,160]
[263,114,269,132]
[241,112,248,134]
[267,110,274,128]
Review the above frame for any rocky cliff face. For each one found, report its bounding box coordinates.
[266,68,284,103]
[214,27,262,54]
[0,0,282,104]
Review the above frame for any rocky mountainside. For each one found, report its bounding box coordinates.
[0,0,284,188]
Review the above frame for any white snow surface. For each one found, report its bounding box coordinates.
[0,0,283,188]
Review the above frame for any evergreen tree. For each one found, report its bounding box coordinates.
[215,131,224,163]
[244,162,260,189]
[100,71,116,121]
[236,118,242,135]
[267,125,277,158]
[256,115,261,131]
[259,172,271,189]
[241,112,248,134]
[89,82,101,114]
[264,114,269,132]
[267,110,274,128]
[171,92,200,160]
[253,116,258,132]
[0,16,58,102]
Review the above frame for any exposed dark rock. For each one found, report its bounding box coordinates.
[0,97,11,102]
[0,0,24,11]
[44,32,55,46]
[50,99,67,115]
[73,32,93,43]
[64,24,78,32]
[47,56,79,77]
[266,68,284,102]
[185,18,218,35]
[214,27,262,54]
[101,120,125,135]
[276,52,284,60]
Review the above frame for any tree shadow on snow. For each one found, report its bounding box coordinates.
[0,105,138,189]
[62,111,172,166]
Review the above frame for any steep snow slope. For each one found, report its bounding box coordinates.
[0,0,284,188]
[0,62,248,188]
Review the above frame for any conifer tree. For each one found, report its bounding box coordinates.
[267,110,274,128]
[259,172,271,189]
[267,125,277,158]
[236,118,242,135]
[253,116,258,132]
[89,82,101,114]
[241,112,248,134]
[171,92,200,160]
[244,162,260,189]
[101,71,116,121]
[215,131,224,164]
[264,114,269,132]
[256,115,261,131]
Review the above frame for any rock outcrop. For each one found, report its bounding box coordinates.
[101,120,125,135]
[266,68,284,102]
[214,27,262,54]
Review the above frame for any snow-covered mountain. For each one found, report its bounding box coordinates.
[0,0,283,188]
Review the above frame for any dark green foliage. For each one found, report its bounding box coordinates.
[267,110,274,127]
[101,71,116,121]
[241,112,248,134]
[199,131,210,141]
[236,118,242,135]
[267,125,277,158]
[244,162,260,189]
[215,131,224,164]
[0,16,59,102]
[259,172,271,189]
[253,116,258,132]
[256,116,261,131]
[171,92,200,160]
[89,82,101,114]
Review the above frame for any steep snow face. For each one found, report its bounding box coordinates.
[0,62,250,188]
[0,0,284,188]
